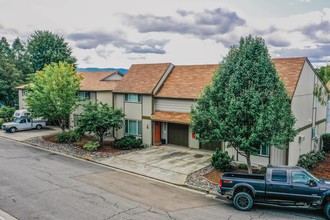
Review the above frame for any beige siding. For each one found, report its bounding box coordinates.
[269,147,287,165]
[113,94,125,138]
[96,91,113,106]
[142,119,152,146]
[69,92,97,128]
[114,94,124,110]
[155,98,195,113]
[125,102,142,120]
[287,62,327,165]
[288,128,312,166]
[142,95,152,116]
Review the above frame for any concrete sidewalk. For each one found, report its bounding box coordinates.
[100,145,212,185]
[0,209,17,220]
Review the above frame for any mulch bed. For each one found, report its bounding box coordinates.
[42,134,121,154]
[202,152,330,185]
[311,152,330,179]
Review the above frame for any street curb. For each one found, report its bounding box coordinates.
[3,135,220,198]
[0,209,17,220]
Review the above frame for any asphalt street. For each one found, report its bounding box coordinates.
[0,137,326,220]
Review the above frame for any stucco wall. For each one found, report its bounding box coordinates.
[96,91,113,106]
[114,94,125,138]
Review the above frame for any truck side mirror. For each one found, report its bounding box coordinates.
[309,180,317,187]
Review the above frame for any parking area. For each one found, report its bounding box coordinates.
[0,126,61,141]
[100,145,213,185]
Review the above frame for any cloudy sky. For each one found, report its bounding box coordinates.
[0,0,329,68]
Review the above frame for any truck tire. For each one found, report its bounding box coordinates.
[10,127,17,133]
[324,202,330,219]
[36,124,42,130]
[233,192,253,211]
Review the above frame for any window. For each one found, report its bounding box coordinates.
[73,114,81,127]
[78,92,90,100]
[291,171,311,185]
[260,146,269,156]
[271,170,287,182]
[125,120,142,136]
[125,94,141,103]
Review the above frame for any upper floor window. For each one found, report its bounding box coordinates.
[78,92,90,101]
[125,94,141,103]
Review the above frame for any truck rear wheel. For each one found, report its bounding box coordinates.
[36,125,42,130]
[233,192,253,211]
[324,202,330,219]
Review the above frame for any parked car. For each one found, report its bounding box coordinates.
[2,118,46,133]
[218,165,330,219]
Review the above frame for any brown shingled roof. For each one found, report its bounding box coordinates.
[272,57,306,97]
[151,111,191,124]
[79,71,121,91]
[155,64,218,99]
[113,63,172,94]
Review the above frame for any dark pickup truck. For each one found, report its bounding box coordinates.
[218,166,330,219]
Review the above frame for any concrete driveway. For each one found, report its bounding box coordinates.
[0,126,61,141]
[100,145,213,185]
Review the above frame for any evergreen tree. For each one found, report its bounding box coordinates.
[27,30,77,72]
[12,38,33,81]
[191,36,297,173]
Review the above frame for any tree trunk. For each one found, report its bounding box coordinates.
[98,134,104,147]
[246,151,253,174]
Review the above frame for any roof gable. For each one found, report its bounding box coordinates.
[79,71,121,91]
[113,63,172,94]
[272,57,306,97]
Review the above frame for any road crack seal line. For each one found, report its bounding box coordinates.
[105,206,141,220]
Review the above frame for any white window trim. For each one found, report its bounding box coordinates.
[125,94,141,103]
[125,119,142,136]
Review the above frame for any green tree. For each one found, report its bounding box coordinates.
[11,37,33,80]
[0,106,16,122]
[191,36,297,174]
[0,53,23,106]
[78,102,125,147]
[317,65,330,85]
[27,30,77,72]
[25,62,82,131]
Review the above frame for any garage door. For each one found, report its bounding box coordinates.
[168,123,188,147]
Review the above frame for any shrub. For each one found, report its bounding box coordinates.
[211,148,233,172]
[237,163,248,170]
[56,129,82,143]
[83,141,99,151]
[322,133,330,151]
[260,166,267,174]
[0,106,15,122]
[297,150,326,170]
[113,135,143,150]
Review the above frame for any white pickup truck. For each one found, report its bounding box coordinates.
[2,118,46,133]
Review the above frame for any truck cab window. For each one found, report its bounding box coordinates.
[20,119,26,124]
[292,171,310,185]
[271,170,287,182]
